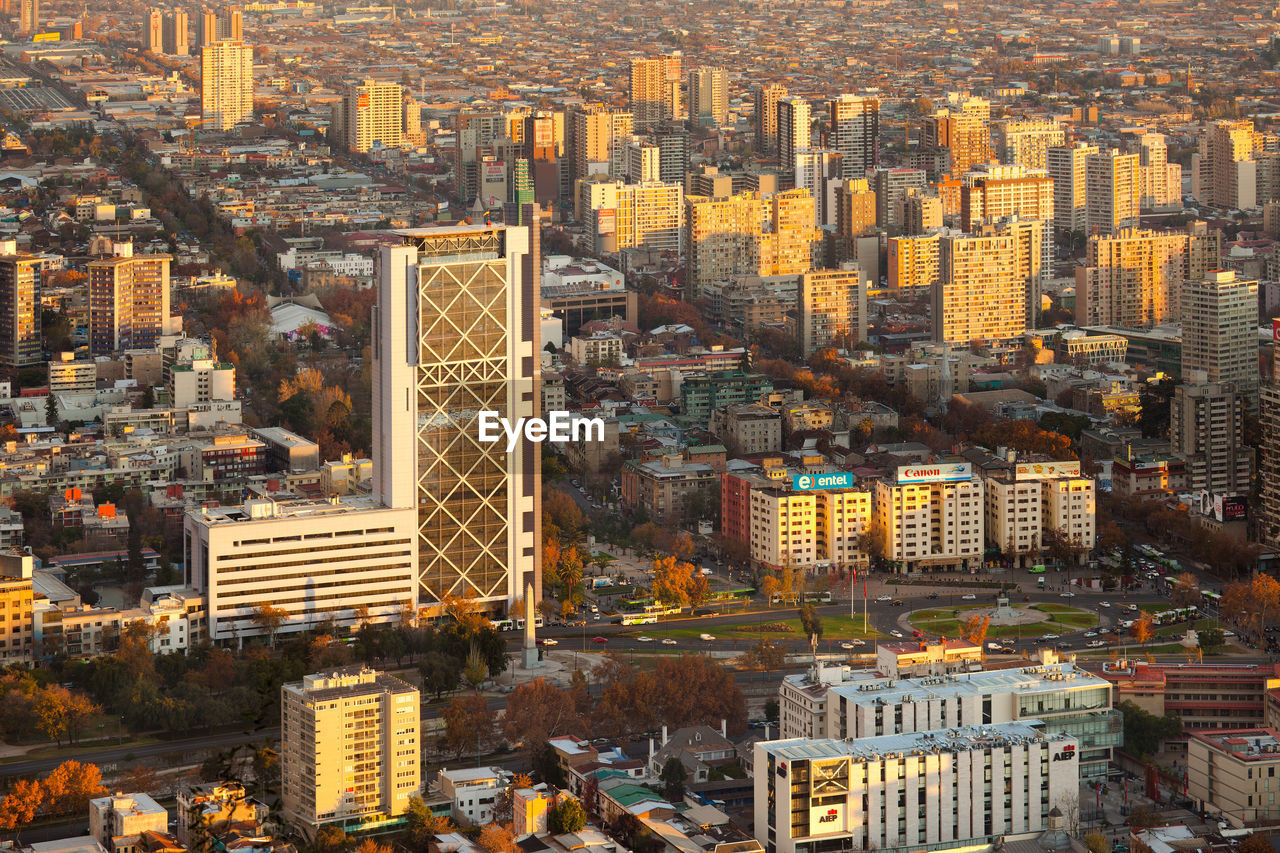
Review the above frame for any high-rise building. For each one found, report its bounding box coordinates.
[870,167,927,233]
[198,7,217,45]
[828,95,879,180]
[1170,381,1254,496]
[629,55,681,130]
[873,467,985,573]
[1192,119,1259,209]
[198,5,241,46]
[685,190,818,299]
[1258,369,1280,548]
[87,244,173,356]
[227,6,242,43]
[375,225,541,612]
[341,79,403,153]
[921,94,992,177]
[960,163,1054,291]
[0,244,41,371]
[147,9,163,53]
[754,83,786,158]
[569,106,631,185]
[281,667,420,834]
[887,232,941,295]
[1075,226,1220,328]
[623,139,661,184]
[161,9,189,55]
[687,66,728,128]
[18,0,36,34]
[777,97,811,179]
[798,267,865,357]
[933,231,1025,345]
[200,40,253,130]
[1136,132,1180,210]
[1181,269,1259,397]
[1086,149,1140,235]
[835,178,876,241]
[994,119,1064,170]
[1047,142,1098,232]
[648,123,689,185]
[580,179,683,256]
[793,149,842,227]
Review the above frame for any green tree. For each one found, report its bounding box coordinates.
[764,699,780,722]
[1198,627,1225,653]
[1116,701,1181,757]
[659,756,687,800]
[548,796,587,834]
[419,651,461,699]
[798,604,823,641]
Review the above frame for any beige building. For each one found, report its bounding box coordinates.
[1047,142,1098,232]
[754,83,787,158]
[88,246,175,356]
[1170,382,1254,496]
[798,268,866,357]
[873,467,985,573]
[1075,226,1220,328]
[48,352,96,393]
[777,97,811,178]
[922,94,992,177]
[1181,270,1259,397]
[749,485,871,574]
[0,248,42,370]
[1086,149,1140,235]
[281,666,420,835]
[184,497,416,643]
[688,66,728,128]
[570,106,632,184]
[341,79,403,153]
[685,190,818,299]
[887,232,941,295]
[0,551,33,665]
[1192,120,1259,210]
[985,462,1095,566]
[90,794,168,852]
[995,119,1064,170]
[1187,729,1280,827]
[621,454,717,523]
[1136,133,1181,211]
[710,403,782,455]
[201,40,253,131]
[169,358,235,407]
[933,232,1026,345]
[829,95,879,179]
[630,55,681,130]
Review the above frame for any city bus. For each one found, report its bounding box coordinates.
[620,614,658,625]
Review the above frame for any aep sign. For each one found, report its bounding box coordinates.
[809,804,845,835]
[1053,744,1076,762]
[793,471,856,491]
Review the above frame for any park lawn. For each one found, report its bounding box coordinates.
[628,613,884,642]
[1154,618,1216,639]
[911,603,1097,638]
[1034,603,1078,613]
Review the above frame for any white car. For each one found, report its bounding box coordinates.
[637,636,654,643]
[1099,601,1111,608]
[541,639,558,647]
[876,595,892,602]
[840,642,855,650]
[661,638,677,645]
[851,638,867,646]
[1084,631,1097,638]
[1086,640,1106,648]
[961,593,977,600]
[700,633,715,641]
[1060,592,1075,598]
[890,630,904,638]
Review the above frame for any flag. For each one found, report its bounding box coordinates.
[864,580,868,599]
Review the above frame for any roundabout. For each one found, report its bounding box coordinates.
[907,601,1100,639]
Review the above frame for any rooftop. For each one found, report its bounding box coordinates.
[758,721,1071,762]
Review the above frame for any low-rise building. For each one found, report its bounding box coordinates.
[710,404,783,455]
[90,794,168,853]
[621,454,717,523]
[437,767,506,826]
[1097,660,1280,730]
[1187,728,1280,826]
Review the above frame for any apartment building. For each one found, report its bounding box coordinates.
[1047,142,1098,232]
[687,66,728,127]
[0,245,43,371]
[0,551,33,665]
[778,97,811,179]
[685,191,818,299]
[933,232,1026,345]
[87,244,174,356]
[620,454,717,524]
[887,232,941,295]
[1097,660,1280,730]
[281,667,420,835]
[748,484,872,574]
[710,403,782,455]
[829,95,879,179]
[48,352,96,393]
[1075,227,1220,328]
[184,497,416,643]
[340,79,403,153]
[755,723,1080,853]
[1188,729,1280,826]
[984,461,1095,566]
[1181,270,1259,397]
[798,268,866,358]
[755,83,787,158]
[629,55,681,130]
[90,794,168,850]
[921,95,992,177]
[1085,149,1140,235]
[872,464,984,573]
[1192,119,1259,210]
[1169,381,1254,496]
[201,40,253,130]
[995,120,1064,170]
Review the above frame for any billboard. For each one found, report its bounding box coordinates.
[896,462,972,484]
[793,471,856,491]
[1215,494,1247,523]
[1015,461,1082,481]
[808,803,845,835]
[595,208,616,235]
[1273,317,1280,343]
[483,162,505,182]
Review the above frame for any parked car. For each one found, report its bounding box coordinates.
[961,593,977,600]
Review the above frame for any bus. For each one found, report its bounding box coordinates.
[620,614,657,626]
[1202,590,1222,612]
[804,591,833,604]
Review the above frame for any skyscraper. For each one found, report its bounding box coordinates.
[375,225,541,612]
[1181,269,1259,398]
[342,79,403,153]
[200,40,253,130]
[1075,226,1220,328]
[685,190,818,299]
[87,244,173,356]
[1136,132,1180,211]
[198,8,217,45]
[281,667,420,834]
[777,97,810,179]
[521,111,562,208]
[921,95,991,177]
[18,0,36,34]
[960,163,1054,293]
[933,232,1024,345]
[994,119,1064,170]
[569,106,631,185]
[1085,149,1140,235]
[794,149,843,227]
[754,83,786,158]
[630,55,681,131]
[147,9,162,53]
[1170,382,1254,496]
[828,95,879,180]
[649,123,689,185]
[162,9,189,56]
[688,66,728,128]
[799,267,866,358]
[1192,119,1258,209]
[0,243,41,371]
[1047,142,1098,232]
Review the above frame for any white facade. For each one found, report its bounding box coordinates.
[799,267,866,358]
[872,476,984,573]
[1047,142,1097,232]
[438,767,505,826]
[169,358,235,407]
[89,794,167,848]
[749,486,871,574]
[985,472,1095,565]
[184,497,416,643]
[1181,270,1259,397]
[755,723,1081,853]
[343,79,403,153]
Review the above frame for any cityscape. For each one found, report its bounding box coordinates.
[2,3,1280,853]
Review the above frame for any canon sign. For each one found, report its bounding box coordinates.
[895,462,972,484]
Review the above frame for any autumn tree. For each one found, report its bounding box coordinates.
[961,613,991,646]
[798,605,823,641]
[503,678,582,748]
[33,686,100,747]
[478,824,520,853]
[355,840,393,853]
[745,639,786,670]
[251,603,288,648]
[41,760,106,815]
[1084,831,1111,853]
[0,778,42,839]
[651,556,700,608]
[406,794,454,850]
[1239,835,1277,853]
[1130,612,1155,644]
[443,694,494,759]
[1171,572,1202,608]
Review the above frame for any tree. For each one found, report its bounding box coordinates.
[764,699,779,722]
[1130,612,1154,644]
[1171,572,1202,608]
[355,840,393,853]
[41,760,106,815]
[251,603,288,648]
[961,613,991,646]
[463,643,489,690]
[1239,836,1277,853]
[0,778,42,839]
[1116,701,1182,757]
[547,796,587,835]
[1084,831,1110,853]
[419,651,461,699]
[502,678,581,748]
[745,639,786,670]
[660,756,687,800]
[443,694,493,759]
[532,740,567,787]
[1198,627,1225,653]
[34,686,100,747]
[798,604,823,641]
[44,394,57,427]
[478,824,520,853]
[651,556,700,608]
[406,794,454,850]
[312,826,349,853]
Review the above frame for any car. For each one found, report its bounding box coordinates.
[1084,631,1098,638]
[1000,647,1017,654]
[1059,592,1075,598]
[890,630,904,638]
[700,633,716,641]
[891,599,904,607]
[571,480,580,488]
[961,593,977,600]
[1055,641,1073,650]
[637,636,654,643]
[1041,633,1060,640]
[840,642,855,650]
[876,595,892,602]
[537,638,558,647]
[851,638,866,646]
[592,636,608,643]
[1087,640,1107,648]
[987,642,1002,650]
[1099,601,1111,608]
[927,592,939,599]
[912,630,924,637]
[661,638,677,645]
[593,614,601,620]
